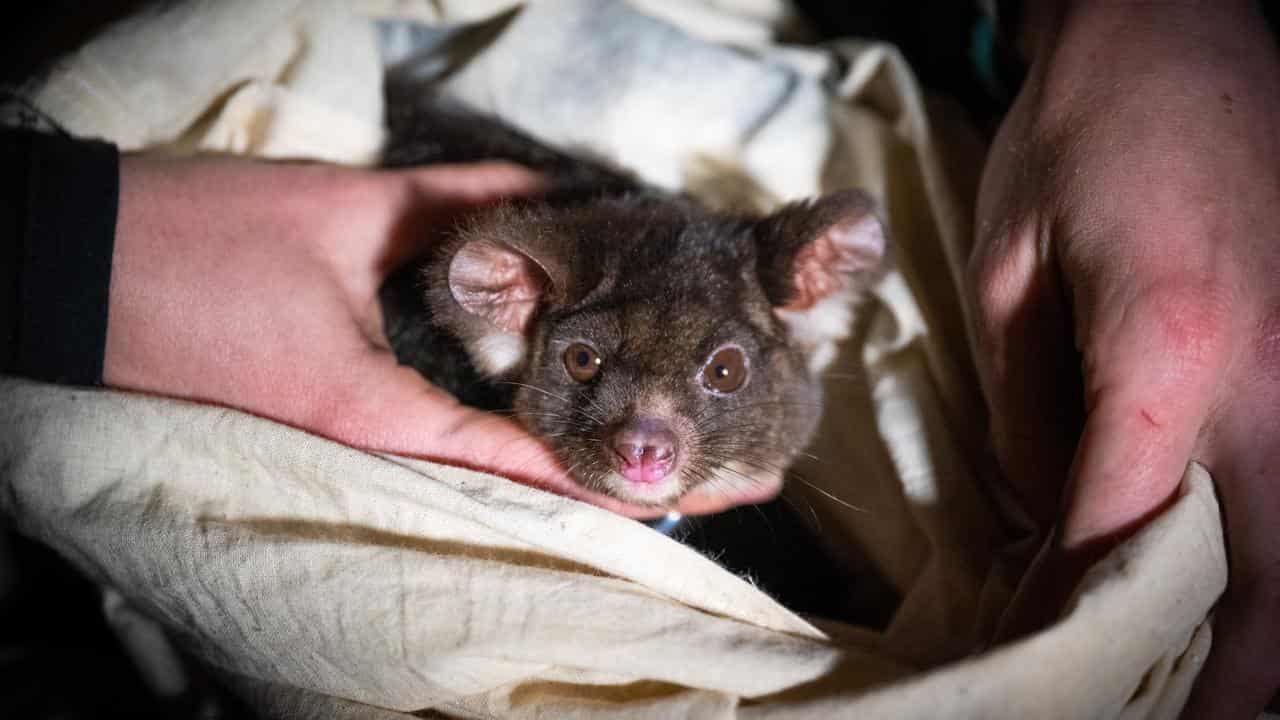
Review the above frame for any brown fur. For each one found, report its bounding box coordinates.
[380,89,885,506]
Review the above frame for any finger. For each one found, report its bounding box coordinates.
[1183,387,1280,719]
[675,477,781,516]
[966,223,1080,527]
[995,281,1231,642]
[1061,281,1230,552]
[1183,588,1280,719]
[321,357,668,519]
[395,161,550,209]
[374,161,551,276]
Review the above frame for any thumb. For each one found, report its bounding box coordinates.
[395,160,550,210]
[1060,285,1228,553]
[998,284,1228,638]
[332,356,667,519]
[1003,284,1230,692]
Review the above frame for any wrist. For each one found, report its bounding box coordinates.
[1020,0,1265,67]
[1012,0,1278,136]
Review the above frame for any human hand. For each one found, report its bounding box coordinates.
[967,1,1280,716]
[104,154,740,518]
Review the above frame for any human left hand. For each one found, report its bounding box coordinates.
[105,155,747,518]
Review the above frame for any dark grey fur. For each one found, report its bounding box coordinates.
[380,81,883,507]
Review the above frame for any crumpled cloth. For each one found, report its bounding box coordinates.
[0,0,1227,717]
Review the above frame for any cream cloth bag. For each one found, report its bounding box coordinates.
[2,1,1226,717]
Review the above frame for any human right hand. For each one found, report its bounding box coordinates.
[967,1,1280,716]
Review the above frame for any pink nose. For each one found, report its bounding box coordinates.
[609,419,678,484]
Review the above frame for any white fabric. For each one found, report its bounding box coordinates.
[34,0,385,164]
[0,0,1228,717]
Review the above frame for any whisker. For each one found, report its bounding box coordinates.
[779,491,822,533]
[749,502,777,545]
[689,399,825,427]
[791,475,866,513]
[712,455,788,478]
[497,381,608,425]
[494,409,576,419]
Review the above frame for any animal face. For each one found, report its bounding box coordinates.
[429,191,884,506]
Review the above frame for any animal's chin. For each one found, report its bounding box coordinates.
[679,461,787,508]
[599,471,685,507]
[592,461,788,509]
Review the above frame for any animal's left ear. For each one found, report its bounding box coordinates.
[755,189,886,373]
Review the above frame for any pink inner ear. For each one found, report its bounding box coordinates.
[449,241,546,333]
[786,214,884,310]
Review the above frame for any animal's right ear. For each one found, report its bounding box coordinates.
[431,239,556,376]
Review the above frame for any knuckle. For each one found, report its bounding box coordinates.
[1222,568,1280,649]
[962,256,1000,344]
[966,239,1037,328]
[964,251,999,316]
[302,383,370,445]
[1131,280,1233,373]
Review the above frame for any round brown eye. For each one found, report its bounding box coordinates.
[563,342,602,382]
[701,346,748,394]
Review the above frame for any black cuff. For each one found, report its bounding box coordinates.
[1,130,120,386]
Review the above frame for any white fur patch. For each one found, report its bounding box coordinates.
[468,332,526,376]
[604,471,683,505]
[775,287,856,375]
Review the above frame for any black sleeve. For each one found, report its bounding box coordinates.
[0,129,120,386]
